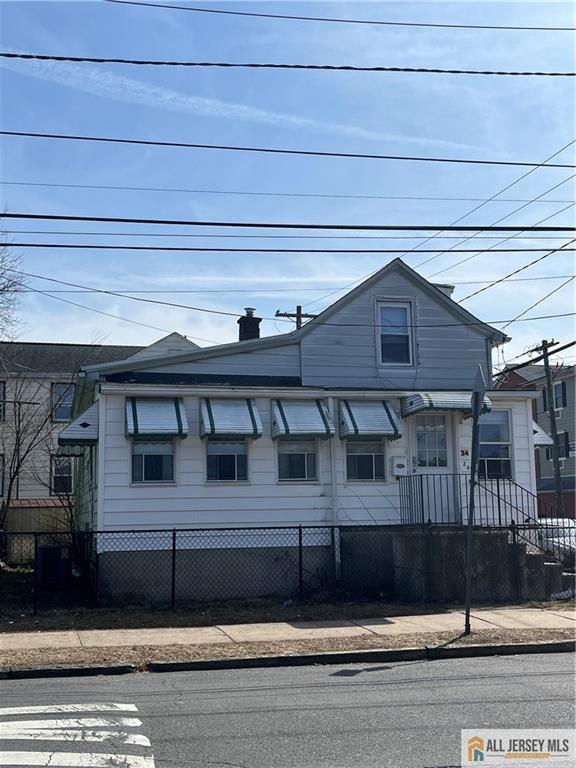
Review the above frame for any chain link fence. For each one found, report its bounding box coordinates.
[1,522,572,615]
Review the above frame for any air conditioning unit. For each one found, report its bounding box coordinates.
[36,545,71,591]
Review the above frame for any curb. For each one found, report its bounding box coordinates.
[1,640,573,680]
[0,663,136,680]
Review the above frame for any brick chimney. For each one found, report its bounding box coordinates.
[237,307,262,341]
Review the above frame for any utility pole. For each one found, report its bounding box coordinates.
[534,339,564,518]
[275,306,318,330]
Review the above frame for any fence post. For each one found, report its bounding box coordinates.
[426,519,433,602]
[32,532,39,616]
[496,477,502,526]
[510,519,521,601]
[419,475,426,526]
[171,529,177,609]
[298,525,304,599]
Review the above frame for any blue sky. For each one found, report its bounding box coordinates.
[0,0,574,367]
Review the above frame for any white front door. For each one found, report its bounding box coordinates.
[412,413,459,522]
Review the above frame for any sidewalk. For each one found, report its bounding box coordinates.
[1,607,574,652]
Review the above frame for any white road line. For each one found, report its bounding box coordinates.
[0,704,138,716]
[0,752,155,767]
[0,718,142,732]
[0,729,150,746]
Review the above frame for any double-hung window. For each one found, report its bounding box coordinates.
[346,440,385,481]
[378,302,413,365]
[51,382,75,422]
[51,456,73,495]
[479,410,512,479]
[278,439,317,481]
[207,440,247,482]
[542,382,567,412]
[132,442,174,483]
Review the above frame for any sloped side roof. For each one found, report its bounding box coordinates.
[0,341,144,375]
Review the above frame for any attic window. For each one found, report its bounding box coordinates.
[377,302,413,366]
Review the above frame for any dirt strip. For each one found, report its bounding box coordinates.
[1,628,573,670]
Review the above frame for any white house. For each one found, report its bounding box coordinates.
[59,259,543,537]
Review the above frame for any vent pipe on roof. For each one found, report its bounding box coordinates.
[238,307,262,341]
[433,283,455,297]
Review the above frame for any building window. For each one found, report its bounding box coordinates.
[479,410,512,479]
[132,441,174,483]
[278,439,317,481]
[558,432,570,459]
[0,382,5,421]
[378,302,413,365]
[346,440,385,481]
[51,456,73,495]
[207,440,247,482]
[0,454,4,496]
[543,382,567,412]
[415,415,448,468]
[51,382,75,421]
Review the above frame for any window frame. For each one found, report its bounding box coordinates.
[376,299,415,368]
[205,438,249,483]
[131,440,175,485]
[277,438,318,483]
[554,381,567,410]
[346,439,386,482]
[478,409,513,480]
[0,381,5,422]
[50,455,74,496]
[51,382,75,422]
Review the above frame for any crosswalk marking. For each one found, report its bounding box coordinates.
[0,752,155,767]
[0,704,138,717]
[0,703,155,767]
[0,730,150,746]
[0,718,142,732]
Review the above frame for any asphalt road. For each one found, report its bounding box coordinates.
[0,653,574,767]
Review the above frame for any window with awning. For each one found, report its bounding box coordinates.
[200,398,262,438]
[126,397,188,439]
[401,392,492,418]
[271,399,334,438]
[339,400,402,440]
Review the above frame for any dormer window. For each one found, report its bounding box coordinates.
[378,302,413,366]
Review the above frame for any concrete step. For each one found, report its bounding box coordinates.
[543,561,564,598]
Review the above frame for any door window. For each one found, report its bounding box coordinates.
[415,415,448,468]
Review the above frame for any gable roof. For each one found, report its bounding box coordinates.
[81,258,509,376]
[0,341,144,376]
[126,332,199,362]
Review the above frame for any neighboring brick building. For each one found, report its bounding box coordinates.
[496,363,575,518]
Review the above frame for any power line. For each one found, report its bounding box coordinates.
[8,242,576,254]
[500,276,575,330]
[497,340,576,373]
[9,265,576,330]
[2,130,574,169]
[7,274,575,295]
[103,0,576,32]
[427,202,576,278]
[460,239,576,301]
[2,52,573,77]
[3,180,573,204]
[4,229,571,241]
[414,173,576,269]
[2,213,574,232]
[301,140,576,309]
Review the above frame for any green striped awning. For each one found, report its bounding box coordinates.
[200,398,263,438]
[271,399,335,438]
[401,392,492,418]
[339,400,402,440]
[126,397,188,439]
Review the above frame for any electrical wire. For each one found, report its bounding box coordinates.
[2,180,573,204]
[2,213,573,232]
[102,0,576,32]
[2,130,574,168]
[2,52,573,76]
[459,238,576,301]
[8,243,575,254]
[499,276,575,330]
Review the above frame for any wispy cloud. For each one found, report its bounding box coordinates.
[0,56,481,151]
